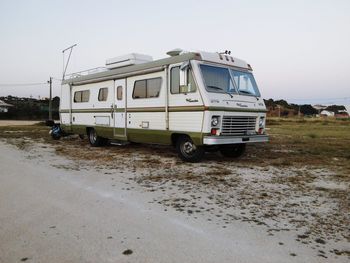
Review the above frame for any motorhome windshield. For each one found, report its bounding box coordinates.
[200,64,260,97]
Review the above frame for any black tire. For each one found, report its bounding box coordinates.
[51,125,62,140]
[176,135,204,162]
[88,128,105,147]
[51,133,61,140]
[220,144,246,158]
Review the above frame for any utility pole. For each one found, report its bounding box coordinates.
[48,77,52,120]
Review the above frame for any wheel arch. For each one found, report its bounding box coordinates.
[171,132,203,146]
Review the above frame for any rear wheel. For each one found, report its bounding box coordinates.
[88,128,106,147]
[220,144,246,158]
[176,136,204,162]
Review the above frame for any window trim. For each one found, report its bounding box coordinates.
[170,66,197,94]
[199,62,261,97]
[73,90,90,103]
[117,86,123,100]
[132,77,162,99]
[229,69,261,97]
[199,64,237,95]
[98,87,109,102]
[170,66,180,94]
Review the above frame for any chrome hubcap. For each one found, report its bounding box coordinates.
[183,141,196,155]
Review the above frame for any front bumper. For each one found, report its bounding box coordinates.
[203,135,269,145]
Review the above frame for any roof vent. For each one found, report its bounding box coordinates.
[106,53,153,69]
[166,48,183,57]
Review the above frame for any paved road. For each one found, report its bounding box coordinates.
[0,142,323,263]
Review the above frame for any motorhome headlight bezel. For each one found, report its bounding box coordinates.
[211,116,220,127]
[259,117,265,128]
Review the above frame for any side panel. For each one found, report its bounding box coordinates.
[168,63,204,133]
[126,71,167,142]
[70,80,114,137]
[113,79,127,138]
[60,84,71,126]
[168,112,203,132]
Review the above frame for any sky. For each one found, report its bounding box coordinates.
[0,0,349,105]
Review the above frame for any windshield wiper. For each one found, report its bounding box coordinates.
[207,85,234,98]
[207,85,224,91]
[225,92,234,98]
[239,90,253,95]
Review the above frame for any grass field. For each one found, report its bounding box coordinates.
[0,118,349,172]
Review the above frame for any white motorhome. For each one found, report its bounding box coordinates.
[59,49,268,162]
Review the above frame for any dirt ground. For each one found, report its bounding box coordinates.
[0,118,349,262]
[0,120,39,126]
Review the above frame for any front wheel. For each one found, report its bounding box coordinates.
[220,144,246,158]
[176,136,204,162]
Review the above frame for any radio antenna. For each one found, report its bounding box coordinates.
[62,43,77,80]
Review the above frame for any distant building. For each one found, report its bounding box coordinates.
[0,100,13,113]
[320,110,335,117]
[345,105,350,114]
[335,110,349,119]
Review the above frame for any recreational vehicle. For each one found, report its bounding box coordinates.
[59,49,268,162]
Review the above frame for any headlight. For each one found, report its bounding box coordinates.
[259,117,265,128]
[211,116,219,127]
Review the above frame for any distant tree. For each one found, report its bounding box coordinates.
[300,105,318,116]
[274,99,291,108]
[264,99,275,108]
[325,105,346,114]
[52,96,60,108]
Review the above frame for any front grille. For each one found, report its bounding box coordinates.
[221,116,257,136]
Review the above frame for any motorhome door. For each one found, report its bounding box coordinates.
[113,79,127,138]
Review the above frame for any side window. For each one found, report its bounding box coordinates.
[117,86,123,100]
[81,90,90,102]
[147,78,162,98]
[74,91,81,102]
[170,67,180,94]
[133,80,147,99]
[133,77,162,99]
[170,67,196,94]
[187,70,197,93]
[98,88,108,101]
[74,90,90,103]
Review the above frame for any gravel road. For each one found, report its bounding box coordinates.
[0,141,347,263]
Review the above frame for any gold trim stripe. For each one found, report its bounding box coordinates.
[60,106,267,113]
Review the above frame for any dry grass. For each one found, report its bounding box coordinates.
[0,118,349,173]
[243,118,350,175]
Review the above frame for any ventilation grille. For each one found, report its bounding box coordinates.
[221,116,257,136]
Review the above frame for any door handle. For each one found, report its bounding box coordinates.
[186,98,198,103]
[111,105,114,118]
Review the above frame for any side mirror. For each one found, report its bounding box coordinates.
[180,61,190,87]
[180,84,189,93]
